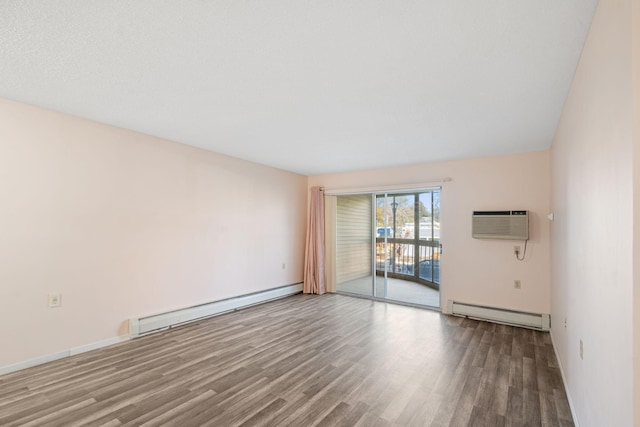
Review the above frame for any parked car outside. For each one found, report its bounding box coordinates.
[377,227,394,238]
[401,259,440,283]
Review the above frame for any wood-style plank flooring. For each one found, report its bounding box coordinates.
[0,294,574,426]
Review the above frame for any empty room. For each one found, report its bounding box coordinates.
[0,1,638,426]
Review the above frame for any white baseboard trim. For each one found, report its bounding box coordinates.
[69,336,130,356]
[550,330,580,426]
[130,283,303,337]
[0,335,129,377]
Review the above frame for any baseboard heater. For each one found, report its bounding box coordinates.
[447,300,550,331]
[129,283,303,338]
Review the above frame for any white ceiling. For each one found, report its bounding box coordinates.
[0,1,598,175]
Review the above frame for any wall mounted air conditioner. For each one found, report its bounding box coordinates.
[472,210,528,240]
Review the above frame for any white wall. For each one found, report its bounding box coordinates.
[550,0,635,425]
[0,98,308,369]
[310,150,551,315]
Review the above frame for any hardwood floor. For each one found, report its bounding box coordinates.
[0,294,573,426]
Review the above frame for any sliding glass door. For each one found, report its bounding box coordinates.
[333,188,441,308]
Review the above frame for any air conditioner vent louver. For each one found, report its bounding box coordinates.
[472,210,528,240]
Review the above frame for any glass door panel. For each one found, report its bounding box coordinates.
[417,191,441,287]
[375,190,440,308]
[335,195,373,296]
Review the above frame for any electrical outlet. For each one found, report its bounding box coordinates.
[564,317,567,328]
[514,280,521,289]
[580,339,583,360]
[282,263,286,270]
[48,293,62,308]
[513,246,521,255]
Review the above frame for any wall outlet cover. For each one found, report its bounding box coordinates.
[48,293,62,308]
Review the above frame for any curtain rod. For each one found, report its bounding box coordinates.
[321,178,452,196]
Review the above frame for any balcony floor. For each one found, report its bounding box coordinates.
[336,275,440,308]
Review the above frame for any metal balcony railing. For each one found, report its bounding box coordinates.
[375,238,440,290]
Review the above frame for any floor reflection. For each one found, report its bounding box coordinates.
[336,276,440,308]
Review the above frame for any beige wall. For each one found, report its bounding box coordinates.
[310,150,551,315]
[0,98,308,368]
[633,0,640,419]
[550,0,635,425]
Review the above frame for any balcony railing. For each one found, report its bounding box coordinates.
[375,238,440,290]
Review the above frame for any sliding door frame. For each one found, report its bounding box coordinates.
[329,186,442,310]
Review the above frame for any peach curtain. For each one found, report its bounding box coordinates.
[303,186,326,294]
